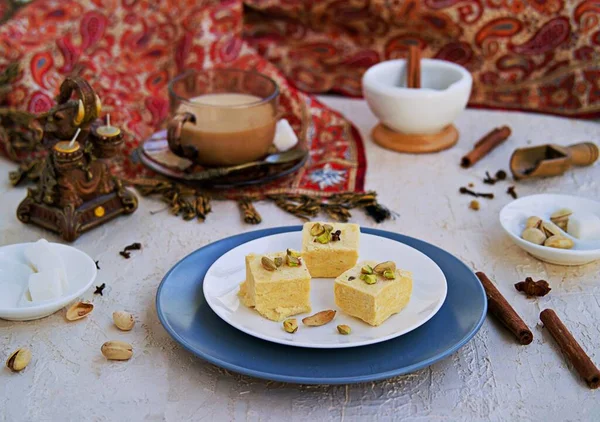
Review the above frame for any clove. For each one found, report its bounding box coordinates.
[459,187,494,199]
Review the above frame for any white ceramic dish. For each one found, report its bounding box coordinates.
[500,194,600,266]
[203,231,447,349]
[0,242,97,321]
[362,58,472,134]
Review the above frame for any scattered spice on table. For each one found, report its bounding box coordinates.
[483,171,497,185]
[469,200,480,211]
[507,186,518,199]
[95,260,100,270]
[468,182,474,188]
[483,169,508,185]
[514,277,551,297]
[94,283,106,296]
[540,309,600,389]
[476,272,533,345]
[119,242,142,259]
[459,187,494,199]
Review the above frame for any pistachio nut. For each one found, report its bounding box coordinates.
[360,273,377,284]
[544,235,574,249]
[286,249,301,258]
[261,256,277,271]
[383,269,396,280]
[66,301,94,321]
[6,347,31,372]
[286,254,301,267]
[521,227,547,245]
[360,265,374,275]
[283,318,298,333]
[337,324,351,335]
[541,221,562,238]
[315,231,331,244]
[101,340,133,361]
[323,224,334,233]
[310,223,325,237]
[525,216,542,229]
[113,311,135,331]
[373,261,396,274]
[550,208,572,230]
[302,310,336,326]
[274,257,283,267]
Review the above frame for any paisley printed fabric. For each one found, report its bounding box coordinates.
[245,0,600,117]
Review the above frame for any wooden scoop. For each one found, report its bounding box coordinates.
[510,142,598,180]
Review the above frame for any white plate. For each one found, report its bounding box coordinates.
[203,231,447,349]
[500,194,600,266]
[0,242,97,321]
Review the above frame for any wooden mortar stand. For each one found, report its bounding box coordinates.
[372,124,459,154]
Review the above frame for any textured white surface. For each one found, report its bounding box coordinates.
[1,97,599,421]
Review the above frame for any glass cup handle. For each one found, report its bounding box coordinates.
[167,112,198,160]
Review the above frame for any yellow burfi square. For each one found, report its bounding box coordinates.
[301,222,360,278]
[238,251,311,321]
[334,261,412,326]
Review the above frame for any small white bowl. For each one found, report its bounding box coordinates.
[500,194,600,266]
[362,58,472,134]
[0,242,97,321]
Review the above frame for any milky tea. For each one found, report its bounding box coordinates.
[176,92,277,167]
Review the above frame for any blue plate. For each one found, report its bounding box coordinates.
[156,226,487,384]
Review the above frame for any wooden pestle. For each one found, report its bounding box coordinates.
[510,142,598,180]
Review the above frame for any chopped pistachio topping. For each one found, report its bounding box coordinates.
[360,265,374,275]
[286,255,301,267]
[316,231,331,244]
[383,269,396,280]
[261,256,277,271]
[310,223,325,236]
[360,273,377,284]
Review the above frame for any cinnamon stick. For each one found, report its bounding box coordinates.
[461,126,512,168]
[540,309,600,389]
[476,272,533,345]
[407,45,421,89]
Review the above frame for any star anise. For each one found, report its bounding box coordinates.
[514,277,551,297]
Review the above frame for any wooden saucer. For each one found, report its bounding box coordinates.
[372,123,459,153]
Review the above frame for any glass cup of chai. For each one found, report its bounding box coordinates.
[166,69,280,167]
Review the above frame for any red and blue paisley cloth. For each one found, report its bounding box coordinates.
[0,0,598,196]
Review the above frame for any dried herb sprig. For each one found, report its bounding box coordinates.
[238,198,262,224]
[132,179,212,222]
